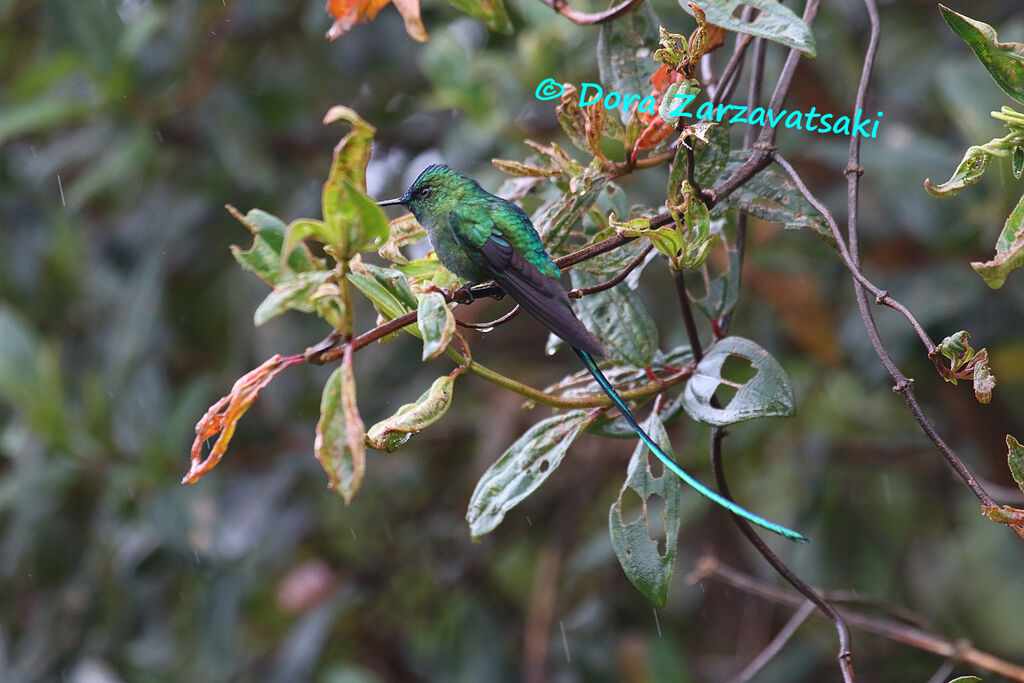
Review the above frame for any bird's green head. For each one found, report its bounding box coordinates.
[376,164,479,225]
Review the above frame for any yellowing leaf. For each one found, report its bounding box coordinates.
[365,376,455,452]
[315,345,367,503]
[325,0,427,42]
[184,354,306,485]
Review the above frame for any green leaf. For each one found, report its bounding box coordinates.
[322,106,376,257]
[722,151,837,249]
[609,413,682,606]
[681,0,816,57]
[570,269,658,368]
[253,270,335,326]
[282,219,339,270]
[346,272,415,325]
[343,179,390,252]
[417,291,456,360]
[467,411,592,539]
[1006,435,1024,494]
[682,336,795,426]
[315,352,367,504]
[359,262,418,310]
[971,191,1024,288]
[658,80,700,127]
[365,376,456,452]
[693,122,732,189]
[228,206,322,286]
[924,145,995,198]
[939,5,1024,105]
[597,2,661,123]
[448,0,513,33]
[692,236,742,320]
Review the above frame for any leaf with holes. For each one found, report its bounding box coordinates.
[681,0,816,57]
[682,336,795,426]
[597,2,661,123]
[939,5,1024,105]
[467,411,592,539]
[924,145,996,198]
[609,412,683,606]
[570,269,658,368]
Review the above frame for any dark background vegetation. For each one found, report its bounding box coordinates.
[1,0,1023,680]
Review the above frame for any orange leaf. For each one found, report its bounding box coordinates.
[183,354,305,485]
[326,0,427,42]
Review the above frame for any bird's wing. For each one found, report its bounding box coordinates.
[448,205,605,357]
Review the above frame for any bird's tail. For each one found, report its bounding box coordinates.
[574,347,808,543]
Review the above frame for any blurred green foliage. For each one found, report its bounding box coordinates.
[1,0,1024,681]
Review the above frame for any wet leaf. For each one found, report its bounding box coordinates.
[355,261,418,310]
[682,336,795,426]
[322,107,388,256]
[970,191,1024,288]
[315,346,366,503]
[1008,435,1024,493]
[417,291,455,360]
[570,269,658,368]
[228,206,323,286]
[184,354,306,484]
[723,151,836,249]
[609,412,682,606]
[346,272,419,339]
[282,219,339,270]
[365,376,455,452]
[924,145,995,198]
[939,5,1024,105]
[681,0,816,58]
[253,270,336,326]
[467,411,592,539]
[326,0,427,42]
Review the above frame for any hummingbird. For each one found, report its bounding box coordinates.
[377,164,806,543]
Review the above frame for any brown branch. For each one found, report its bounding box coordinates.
[456,305,522,330]
[535,0,644,25]
[688,556,1024,682]
[568,243,653,298]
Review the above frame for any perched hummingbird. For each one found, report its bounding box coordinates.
[378,164,806,542]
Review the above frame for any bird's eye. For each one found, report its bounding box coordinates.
[417,187,432,199]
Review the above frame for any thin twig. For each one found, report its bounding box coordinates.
[688,556,1024,682]
[728,601,816,683]
[457,305,521,330]
[567,244,653,299]
[534,0,643,25]
[772,152,937,355]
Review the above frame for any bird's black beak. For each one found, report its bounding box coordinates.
[376,196,406,207]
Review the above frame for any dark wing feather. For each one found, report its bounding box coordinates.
[478,236,606,357]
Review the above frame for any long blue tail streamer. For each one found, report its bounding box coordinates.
[574,347,808,543]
